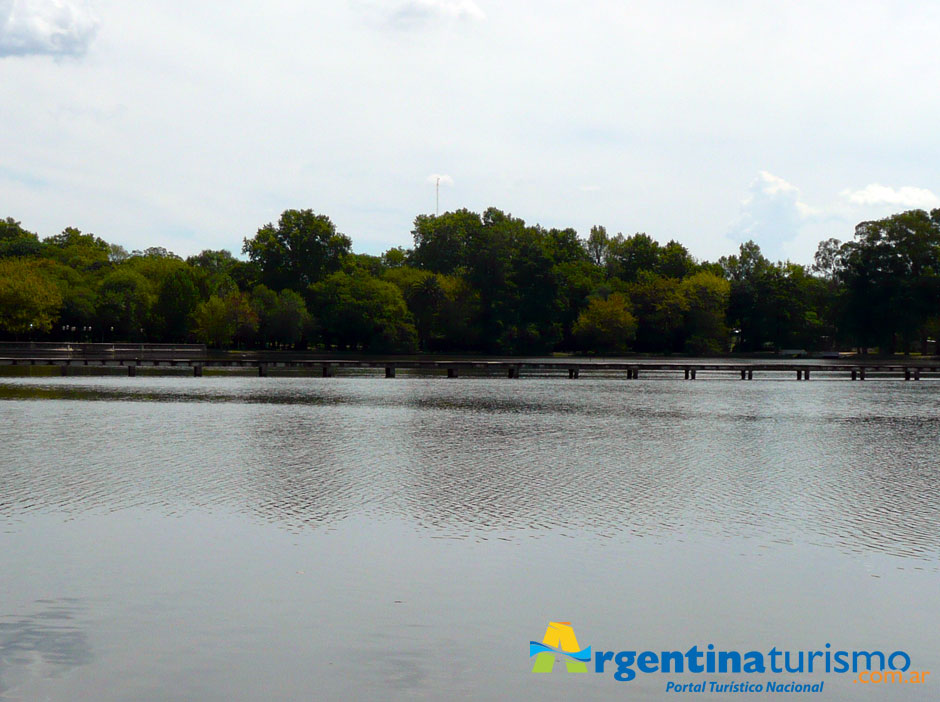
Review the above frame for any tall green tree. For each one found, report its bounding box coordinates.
[627,272,688,352]
[826,210,940,353]
[96,269,154,340]
[192,296,235,348]
[154,268,200,341]
[572,293,636,353]
[308,272,417,352]
[0,218,41,258]
[0,259,63,335]
[243,209,351,291]
[679,271,730,354]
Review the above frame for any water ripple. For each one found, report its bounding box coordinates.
[0,377,938,562]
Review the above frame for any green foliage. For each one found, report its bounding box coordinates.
[586,225,610,267]
[43,227,110,270]
[186,249,238,274]
[403,272,445,351]
[679,271,731,354]
[572,293,637,353]
[227,291,259,346]
[252,285,311,347]
[192,296,235,348]
[721,242,832,351]
[5,206,939,357]
[0,218,42,258]
[96,269,154,339]
[382,247,408,268]
[0,259,63,334]
[308,272,417,352]
[627,272,689,352]
[243,209,351,291]
[410,209,483,275]
[824,210,940,352]
[608,233,661,282]
[269,289,311,347]
[155,268,200,341]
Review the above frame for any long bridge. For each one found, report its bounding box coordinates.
[0,345,937,380]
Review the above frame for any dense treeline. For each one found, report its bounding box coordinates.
[2,206,939,355]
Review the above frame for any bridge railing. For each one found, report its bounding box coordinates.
[0,342,207,359]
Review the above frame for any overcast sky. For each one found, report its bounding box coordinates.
[2,0,939,263]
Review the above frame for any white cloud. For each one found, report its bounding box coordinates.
[369,0,485,26]
[841,184,940,209]
[4,2,940,262]
[755,170,798,196]
[0,0,98,58]
[427,173,454,186]
[729,172,815,261]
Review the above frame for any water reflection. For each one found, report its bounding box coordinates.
[0,599,92,698]
[0,377,938,562]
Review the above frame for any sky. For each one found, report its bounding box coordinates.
[1,0,939,263]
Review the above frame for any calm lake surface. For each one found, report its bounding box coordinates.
[1,376,938,701]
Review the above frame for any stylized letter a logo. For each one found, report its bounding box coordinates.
[530,621,591,673]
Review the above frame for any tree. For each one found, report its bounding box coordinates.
[679,271,730,354]
[0,259,63,335]
[269,289,310,347]
[243,209,351,291]
[192,296,235,348]
[403,273,445,351]
[252,285,311,347]
[410,209,483,275]
[96,269,153,339]
[154,268,199,341]
[382,247,408,269]
[186,249,238,274]
[572,293,637,353]
[586,225,610,267]
[627,272,688,352]
[226,291,259,346]
[43,227,110,270]
[0,218,41,258]
[308,272,417,352]
[608,233,661,281]
[659,240,696,279]
[829,210,940,353]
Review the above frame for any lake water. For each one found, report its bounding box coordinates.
[0,376,938,701]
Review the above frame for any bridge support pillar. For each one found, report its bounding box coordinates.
[193,365,203,377]
[60,365,69,377]
[322,364,334,377]
[915,369,921,380]
[740,369,746,380]
[690,369,696,380]
[385,366,396,378]
[568,368,579,379]
[860,368,866,381]
[258,364,268,377]
[805,369,810,380]
[851,370,857,381]
[128,364,137,377]
[904,369,911,381]
[685,368,690,380]
[447,367,458,378]
[797,369,803,380]
[747,370,753,380]
[508,366,519,379]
